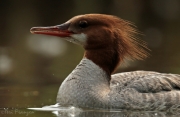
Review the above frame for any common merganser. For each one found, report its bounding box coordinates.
[30,14,180,111]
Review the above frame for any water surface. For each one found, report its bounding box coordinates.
[1,84,180,117]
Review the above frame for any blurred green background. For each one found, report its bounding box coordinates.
[0,0,180,109]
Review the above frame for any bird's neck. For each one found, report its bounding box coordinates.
[84,47,121,77]
[57,58,110,107]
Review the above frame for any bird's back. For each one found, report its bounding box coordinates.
[110,71,180,110]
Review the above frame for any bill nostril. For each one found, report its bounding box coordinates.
[56,22,71,30]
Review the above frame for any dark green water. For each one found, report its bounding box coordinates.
[1,84,180,117]
[1,107,180,117]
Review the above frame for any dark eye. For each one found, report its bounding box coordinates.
[79,20,88,28]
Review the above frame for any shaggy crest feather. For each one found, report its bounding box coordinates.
[113,17,149,62]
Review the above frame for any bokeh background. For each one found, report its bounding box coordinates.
[0,0,180,109]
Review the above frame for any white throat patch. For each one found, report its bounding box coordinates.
[70,33,87,45]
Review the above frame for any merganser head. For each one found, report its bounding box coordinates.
[30,14,148,75]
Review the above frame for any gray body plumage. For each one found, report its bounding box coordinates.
[57,58,180,110]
